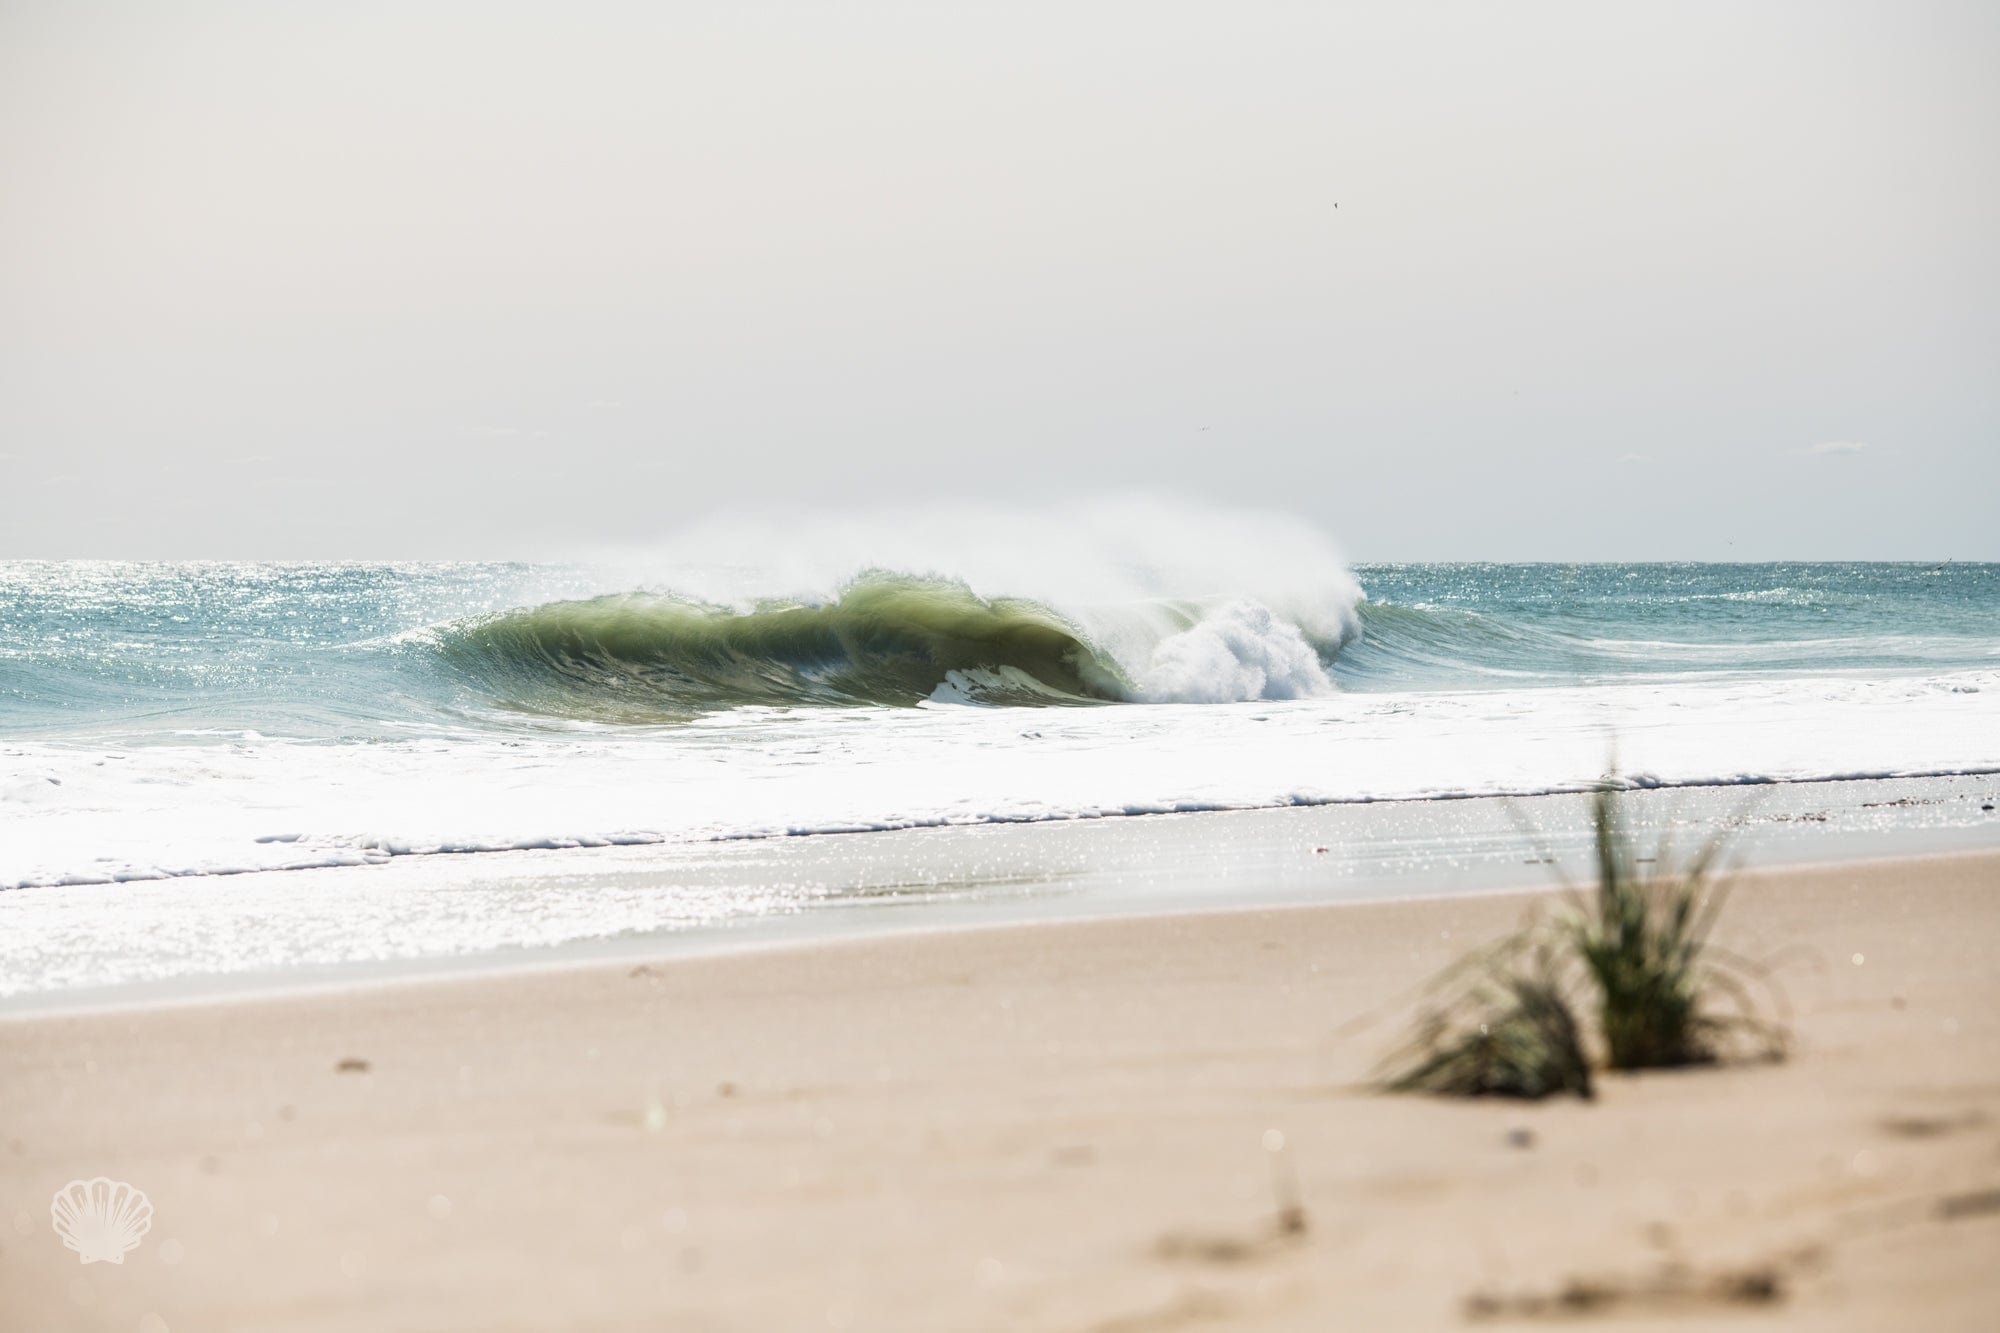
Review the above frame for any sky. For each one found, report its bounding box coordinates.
[1,1,1995,561]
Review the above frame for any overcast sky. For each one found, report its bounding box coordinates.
[2,1,1994,560]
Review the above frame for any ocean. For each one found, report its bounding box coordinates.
[4,533,1998,999]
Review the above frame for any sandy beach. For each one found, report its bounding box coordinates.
[3,846,1996,1331]
[9,1,1997,1326]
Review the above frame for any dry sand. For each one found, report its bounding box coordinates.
[4,849,1998,1331]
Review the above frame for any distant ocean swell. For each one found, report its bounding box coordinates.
[4,556,1997,739]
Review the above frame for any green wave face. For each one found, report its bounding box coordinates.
[434,574,1129,721]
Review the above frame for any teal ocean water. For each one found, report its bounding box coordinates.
[4,561,1995,738]
[5,554,1996,890]
[3,551,1997,997]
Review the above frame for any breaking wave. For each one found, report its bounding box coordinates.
[408,499,1371,720]
[432,573,1357,719]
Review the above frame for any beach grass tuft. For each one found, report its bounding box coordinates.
[1380,781,1785,1098]
[1565,784,1784,1070]
[1382,939,1594,1100]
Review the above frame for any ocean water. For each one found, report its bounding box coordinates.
[3,540,1998,997]
[3,553,1996,893]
